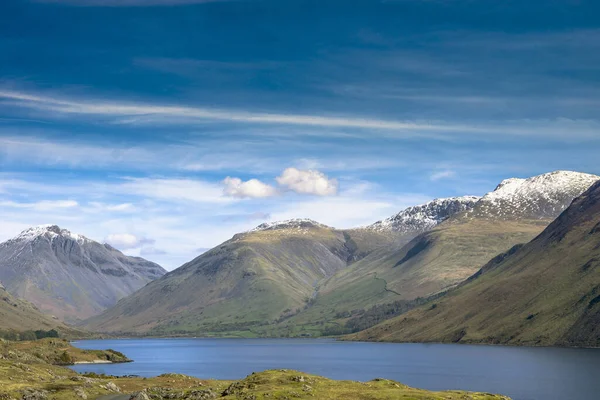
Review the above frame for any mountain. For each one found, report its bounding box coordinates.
[466,170,600,220]
[365,196,480,233]
[351,179,600,347]
[82,197,506,336]
[83,219,401,335]
[84,171,599,337]
[0,281,71,333]
[0,225,167,322]
[279,171,600,334]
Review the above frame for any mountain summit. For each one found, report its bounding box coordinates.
[0,225,166,322]
[366,196,480,233]
[248,218,331,233]
[468,171,599,220]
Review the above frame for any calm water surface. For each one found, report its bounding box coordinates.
[70,339,600,400]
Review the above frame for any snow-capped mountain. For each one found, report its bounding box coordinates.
[249,218,331,233]
[363,171,599,233]
[6,224,92,245]
[365,196,480,233]
[0,225,166,322]
[468,171,600,220]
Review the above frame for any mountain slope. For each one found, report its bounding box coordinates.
[83,171,599,337]
[0,225,166,322]
[352,180,600,347]
[83,195,484,336]
[0,282,71,333]
[284,171,599,332]
[83,219,401,335]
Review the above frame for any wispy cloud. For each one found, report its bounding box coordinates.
[0,199,79,211]
[430,170,456,181]
[2,89,599,140]
[34,0,230,7]
[0,89,462,133]
[117,177,232,204]
[134,57,281,77]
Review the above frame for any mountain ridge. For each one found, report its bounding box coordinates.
[350,179,600,347]
[0,225,167,322]
[365,196,480,233]
[83,170,600,338]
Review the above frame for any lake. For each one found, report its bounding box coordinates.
[70,338,600,400]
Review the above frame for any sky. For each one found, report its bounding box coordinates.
[1,0,599,270]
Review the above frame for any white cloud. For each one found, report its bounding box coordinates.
[104,233,155,250]
[87,202,135,212]
[0,199,79,211]
[222,177,278,198]
[276,168,338,196]
[430,169,457,181]
[268,192,432,229]
[117,177,231,204]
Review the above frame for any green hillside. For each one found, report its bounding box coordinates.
[351,181,600,347]
[0,283,84,338]
[83,220,400,336]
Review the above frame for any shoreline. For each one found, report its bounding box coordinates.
[73,360,114,364]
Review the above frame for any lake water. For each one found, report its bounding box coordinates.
[70,338,600,400]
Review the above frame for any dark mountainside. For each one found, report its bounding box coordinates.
[351,180,600,347]
[0,225,166,322]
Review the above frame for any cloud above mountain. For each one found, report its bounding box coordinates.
[105,233,155,250]
[276,168,338,196]
[222,168,339,198]
[222,177,278,199]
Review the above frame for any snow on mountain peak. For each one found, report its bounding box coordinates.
[484,171,599,202]
[249,218,330,233]
[12,225,91,244]
[366,196,481,233]
[473,170,600,220]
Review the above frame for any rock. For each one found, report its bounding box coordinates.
[73,387,87,399]
[129,391,149,400]
[147,388,183,400]
[104,382,120,393]
[21,390,48,400]
[222,382,239,396]
[302,385,312,392]
[0,393,16,400]
[291,376,305,382]
[185,389,216,400]
[70,376,97,387]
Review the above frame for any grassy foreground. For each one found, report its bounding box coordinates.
[0,339,510,400]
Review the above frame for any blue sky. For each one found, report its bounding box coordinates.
[1,0,599,269]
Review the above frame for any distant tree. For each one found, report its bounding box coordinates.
[58,351,73,365]
[0,330,19,341]
[20,331,37,341]
[34,329,59,339]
